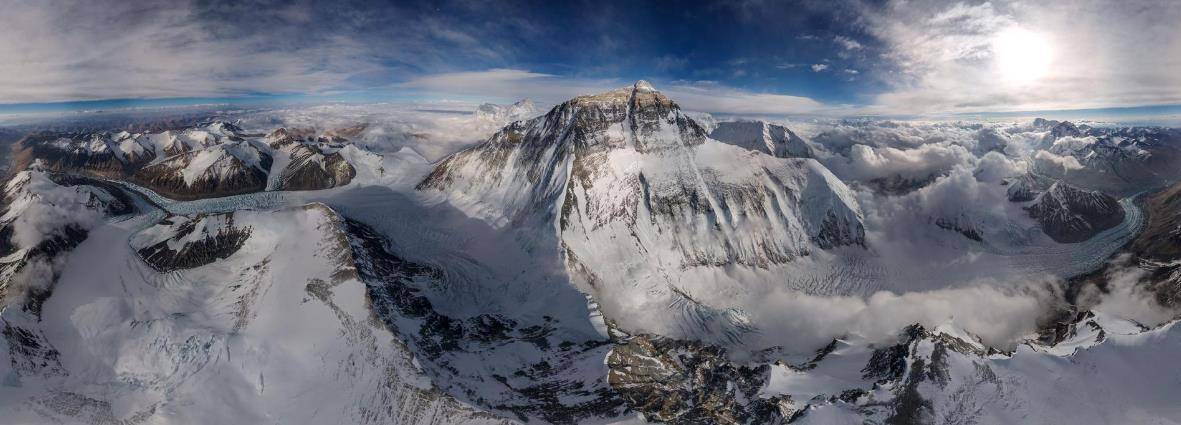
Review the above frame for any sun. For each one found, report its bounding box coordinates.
[992,27,1053,84]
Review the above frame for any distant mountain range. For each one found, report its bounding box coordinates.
[2,84,1181,424]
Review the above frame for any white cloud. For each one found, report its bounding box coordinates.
[1034,150,1084,172]
[834,35,863,50]
[398,69,618,104]
[399,69,832,115]
[1075,254,1178,327]
[860,0,1181,114]
[0,0,391,103]
[974,151,1023,183]
[744,279,1061,350]
[811,64,830,72]
[2,170,110,250]
[827,143,973,184]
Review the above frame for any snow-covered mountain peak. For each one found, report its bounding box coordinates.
[420,85,865,343]
[1026,181,1125,243]
[633,79,656,93]
[474,98,539,124]
[710,120,815,158]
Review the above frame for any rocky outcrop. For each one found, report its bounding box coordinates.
[1005,172,1054,202]
[132,141,271,200]
[1025,182,1124,243]
[132,213,252,271]
[13,133,129,177]
[345,219,626,423]
[275,143,355,191]
[10,121,367,200]
[607,335,790,424]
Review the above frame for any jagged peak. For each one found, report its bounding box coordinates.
[569,80,672,107]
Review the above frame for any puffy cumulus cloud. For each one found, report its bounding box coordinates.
[973,128,1010,155]
[803,120,1040,189]
[973,151,1024,183]
[2,170,110,250]
[1033,150,1085,173]
[1048,135,1099,154]
[743,278,1063,351]
[1077,255,1179,327]
[914,167,1006,217]
[809,122,929,153]
[826,143,973,184]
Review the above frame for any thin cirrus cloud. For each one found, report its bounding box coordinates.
[398,69,832,115]
[0,0,388,103]
[860,0,1181,114]
[0,0,1178,118]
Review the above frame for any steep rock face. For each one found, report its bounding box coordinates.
[419,81,863,262]
[607,335,790,424]
[1005,172,1055,202]
[14,133,129,177]
[11,122,246,179]
[866,173,940,196]
[1025,182,1124,243]
[710,120,814,159]
[133,140,272,200]
[267,133,357,191]
[1049,121,1082,139]
[132,213,252,271]
[932,215,982,242]
[418,82,864,339]
[345,219,625,423]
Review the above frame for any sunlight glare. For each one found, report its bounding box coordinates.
[992,27,1053,84]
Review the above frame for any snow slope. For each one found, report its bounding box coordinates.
[710,120,815,158]
[419,81,865,343]
[0,203,516,424]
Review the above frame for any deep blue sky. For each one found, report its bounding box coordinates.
[1,0,1179,119]
[377,0,889,104]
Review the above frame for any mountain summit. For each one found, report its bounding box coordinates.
[419,81,865,341]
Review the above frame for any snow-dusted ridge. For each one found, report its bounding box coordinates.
[12,121,384,201]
